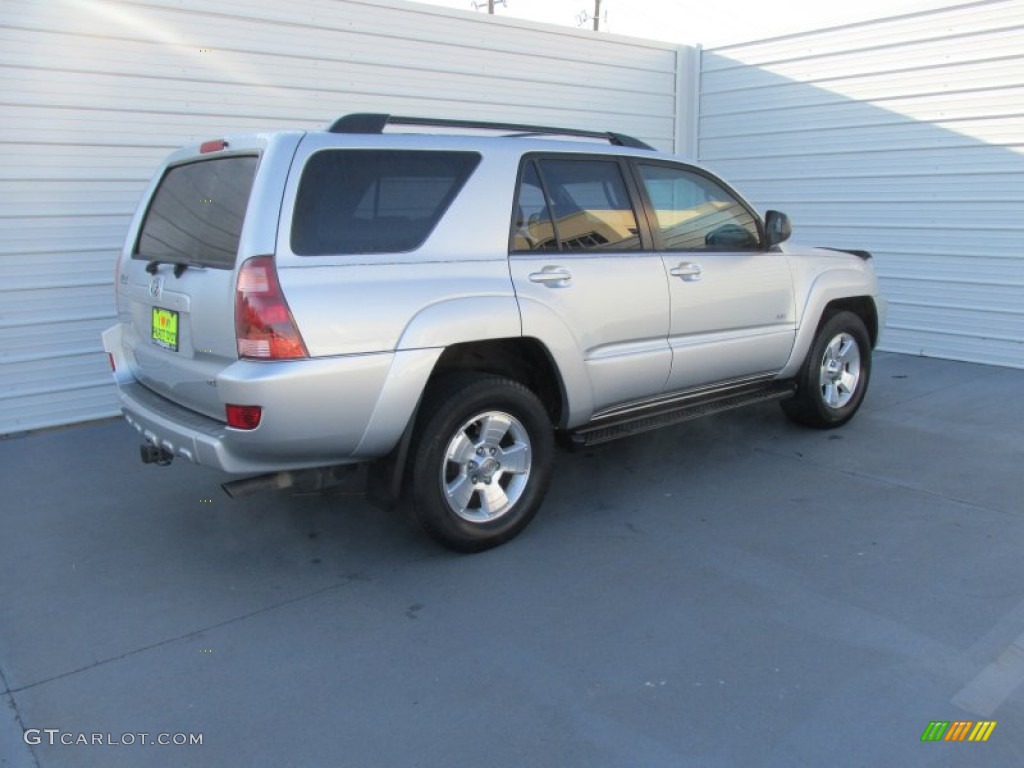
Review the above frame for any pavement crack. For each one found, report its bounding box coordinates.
[1,662,42,767]
[8,578,358,695]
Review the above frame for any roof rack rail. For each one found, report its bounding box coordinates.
[326,113,655,150]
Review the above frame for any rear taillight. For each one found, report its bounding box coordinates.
[226,404,262,430]
[235,256,308,360]
[108,353,116,372]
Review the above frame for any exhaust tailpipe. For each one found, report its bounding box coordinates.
[221,464,360,499]
[221,471,296,498]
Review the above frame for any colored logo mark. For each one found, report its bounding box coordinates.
[921,720,996,742]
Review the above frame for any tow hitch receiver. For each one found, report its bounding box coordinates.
[140,444,174,466]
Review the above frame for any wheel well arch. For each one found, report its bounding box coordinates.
[366,338,566,512]
[429,338,565,425]
[822,296,879,348]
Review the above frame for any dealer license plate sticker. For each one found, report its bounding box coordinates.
[151,307,179,351]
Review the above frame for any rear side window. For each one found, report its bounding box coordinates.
[512,162,558,251]
[513,157,641,252]
[134,155,258,269]
[291,150,480,256]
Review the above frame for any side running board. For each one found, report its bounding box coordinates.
[568,380,796,448]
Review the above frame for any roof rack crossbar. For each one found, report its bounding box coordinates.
[327,113,655,150]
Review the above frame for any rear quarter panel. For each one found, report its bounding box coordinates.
[273,134,524,356]
[277,262,520,356]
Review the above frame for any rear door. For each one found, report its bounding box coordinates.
[509,155,671,411]
[116,135,294,420]
[632,161,796,392]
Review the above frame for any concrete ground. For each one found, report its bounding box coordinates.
[1,352,1022,767]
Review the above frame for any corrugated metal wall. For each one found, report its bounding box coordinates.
[699,0,1024,368]
[6,0,1020,436]
[0,0,693,435]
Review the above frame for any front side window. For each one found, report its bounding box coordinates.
[637,163,761,251]
[291,150,480,256]
[513,157,641,252]
[134,155,258,269]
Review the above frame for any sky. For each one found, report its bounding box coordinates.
[408,0,964,47]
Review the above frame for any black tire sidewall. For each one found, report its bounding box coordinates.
[410,375,554,552]
[800,311,871,427]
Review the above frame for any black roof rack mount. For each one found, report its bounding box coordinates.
[326,113,655,151]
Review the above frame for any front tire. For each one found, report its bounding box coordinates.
[782,310,871,429]
[410,374,554,553]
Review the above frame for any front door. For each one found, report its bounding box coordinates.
[632,161,796,392]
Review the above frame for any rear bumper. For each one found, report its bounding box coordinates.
[115,380,263,472]
[103,324,437,475]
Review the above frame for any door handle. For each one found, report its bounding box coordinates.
[670,262,703,282]
[529,266,572,287]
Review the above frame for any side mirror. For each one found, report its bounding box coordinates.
[706,223,758,249]
[765,210,791,247]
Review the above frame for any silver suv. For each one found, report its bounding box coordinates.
[103,113,886,552]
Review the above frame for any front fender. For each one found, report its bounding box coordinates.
[779,268,881,377]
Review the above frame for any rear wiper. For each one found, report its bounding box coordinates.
[145,260,189,277]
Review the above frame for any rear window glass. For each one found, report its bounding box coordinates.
[134,155,258,269]
[290,150,480,256]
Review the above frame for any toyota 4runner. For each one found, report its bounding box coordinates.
[102,113,886,552]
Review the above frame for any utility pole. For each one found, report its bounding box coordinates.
[472,0,505,13]
[575,1,604,31]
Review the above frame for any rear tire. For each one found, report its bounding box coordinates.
[782,310,871,429]
[410,373,554,553]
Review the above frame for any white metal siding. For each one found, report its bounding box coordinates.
[0,0,694,435]
[699,0,1024,368]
